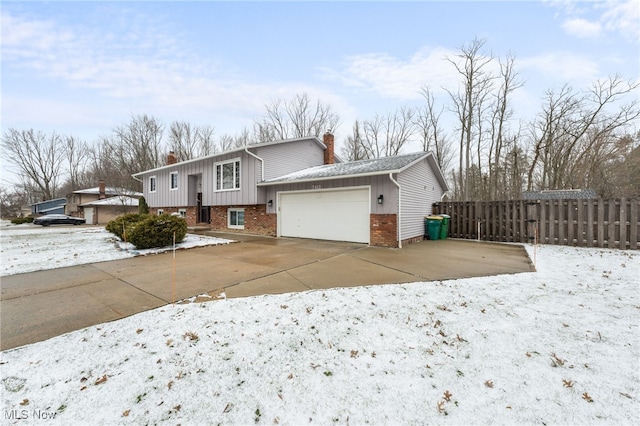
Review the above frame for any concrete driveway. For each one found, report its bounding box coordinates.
[1,235,534,351]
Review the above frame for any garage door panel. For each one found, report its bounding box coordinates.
[280,188,369,243]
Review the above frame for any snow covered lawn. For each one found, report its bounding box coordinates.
[1,234,638,424]
[0,224,232,277]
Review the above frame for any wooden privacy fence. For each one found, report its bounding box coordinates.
[432,198,639,250]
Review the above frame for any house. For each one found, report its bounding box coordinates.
[132,133,449,248]
[80,195,141,225]
[31,198,66,216]
[67,181,142,225]
[522,189,597,200]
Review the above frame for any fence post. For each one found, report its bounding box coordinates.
[526,200,538,245]
[630,199,638,249]
[619,198,627,250]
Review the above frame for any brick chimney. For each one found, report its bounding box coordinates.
[323,132,335,165]
[99,179,106,199]
[167,151,178,165]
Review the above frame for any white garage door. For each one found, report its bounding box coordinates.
[84,207,94,225]
[279,187,370,243]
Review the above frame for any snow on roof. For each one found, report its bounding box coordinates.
[80,195,140,207]
[73,187,142,197]
[259,152,429,185]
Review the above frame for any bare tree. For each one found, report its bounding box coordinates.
[361,108,417,159]
[487,53,523,200]
[169,121,216,160]
[64,135,90,191]
[113,114,165,171]
[445,38,495,200]
[416,87,455,176]
[0,186,27,218]
[102,114,167,190]
[254,93,340,142]
[1,129,66,200]
[527,76,640,191]
[341,120,368,161]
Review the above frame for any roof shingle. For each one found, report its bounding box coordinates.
[259,152,428,185]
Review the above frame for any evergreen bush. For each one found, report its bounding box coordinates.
[10,216,34,224]
[105,213,146,240]
[138,196,149,214]
[127,214,187,249]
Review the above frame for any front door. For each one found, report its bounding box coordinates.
[197,193,210,224]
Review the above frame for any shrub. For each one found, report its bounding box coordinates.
[138,196,149,214]
[127,214,187,250]
[105,213,146,240]
[10,216,34,224]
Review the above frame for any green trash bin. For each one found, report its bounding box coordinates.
[439,214,450,240]
[425,216,442,240]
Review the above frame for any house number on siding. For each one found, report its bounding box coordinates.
[311,184,322,190]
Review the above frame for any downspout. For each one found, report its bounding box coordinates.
[388,173,402,248]
[244,148,264,181]
[245,147,267,212]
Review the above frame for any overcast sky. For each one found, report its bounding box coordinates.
[2,1,639,161]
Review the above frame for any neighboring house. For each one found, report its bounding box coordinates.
[67,181,143,225]
[132,133,449,248]
[522,189,597,200]
[31,198,66,216]
[80,195,140,225]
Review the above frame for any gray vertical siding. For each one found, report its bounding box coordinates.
[263,175,398,215]
[144,162,192,208]
[256,139,325,180]
[141,152,260,208]
[397,158,444,240]
[206,152,259,206]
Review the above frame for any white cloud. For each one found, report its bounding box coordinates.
[0,10,353,138]
[519,52,600,85]
[562,18,602,38]
[600,0,640,42]
[324,47,459,101]
[555,0,639,43]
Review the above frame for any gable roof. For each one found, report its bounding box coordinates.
[73,187,142,197]
[258,151,449,191]
[132,136,328,177]
[80,195,140,207]
[31,198,66,207]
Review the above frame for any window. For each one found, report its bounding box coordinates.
[149,176,157,193]
[228,208,245,229]
[157,209,164,215]
[215,159,241,191]
[170,172,178,190]
[178,209,187,218]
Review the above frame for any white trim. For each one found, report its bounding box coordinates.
[149,176,157,193]
[388,173,402,248]
[227,207,245,229]
[244,148,264,182]
[170,172,178,191]
[276,185,371,243]
[214,157,241,192]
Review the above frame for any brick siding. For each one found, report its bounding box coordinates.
[149,206,198,226]
[210,205,277,236]
[370,214,398,248]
